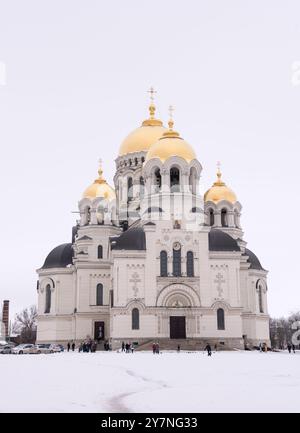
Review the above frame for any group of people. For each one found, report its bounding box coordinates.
[67,341,76,352]
[78,340,98,353]
[121,341,135,353]
[152,342,160,354]
[287,343,296,354]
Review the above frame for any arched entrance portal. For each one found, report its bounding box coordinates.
[156,284,200,340]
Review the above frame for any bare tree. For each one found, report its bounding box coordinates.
[270,311,300,349]
[13,305,37,343]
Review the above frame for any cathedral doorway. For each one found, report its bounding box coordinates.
[94,321,105,341]
[170,316,186,339]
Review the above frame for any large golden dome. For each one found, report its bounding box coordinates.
[204,168,237,204]
[145,118,196,163]
[119,103,166,156]
[83,164,116,201]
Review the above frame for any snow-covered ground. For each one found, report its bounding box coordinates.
[0,350,299,413]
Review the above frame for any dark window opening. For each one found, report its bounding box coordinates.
[132,308,140,330]
[173,246,182,277]
[170,167,180,192]
[45,284,51,313]
[209,209,214,226]
[187,251,194,277]
[128,177,133,201]
[217,308,225,330]
[160,251,168,277]
[154,168,162,190]
[96,283,103,306]
[98,245,103,259]
[221,209,228,227]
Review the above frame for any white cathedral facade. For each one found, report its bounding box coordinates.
[36,97,270,350]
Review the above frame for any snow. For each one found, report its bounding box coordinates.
[0,350,299,413]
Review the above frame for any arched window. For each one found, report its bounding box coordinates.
[154,168,161,191]
[209,209,214,226]
[127,177,133,201]
[84,207,91,225]
[45,284,51,313]
[98,245,103,259]
[132,308,140,330]
[173,245,182,277]
[234,210,239,228]
[189,167,197,194]
[221,209,228,227]
[217,308,225,330]
[258,285,264,313]
[187,251,194,277]
[170,167,180,192]
[134,157,138,166]
[160,251,168,277]
[140,176,145,198]
[96,283,103,306]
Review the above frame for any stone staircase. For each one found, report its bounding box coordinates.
[135,339,205,352]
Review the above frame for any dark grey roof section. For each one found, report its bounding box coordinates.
[77,235,92,241]
[208,229,240,252]
[111,225,146,251]
[244,248,265,270]
[42,243,73,269]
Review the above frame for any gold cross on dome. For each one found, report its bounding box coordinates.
[147,86,157,103]
[98,158,103,178]
[168,105,175,119]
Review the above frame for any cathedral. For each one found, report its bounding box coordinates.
[36,93,270,350]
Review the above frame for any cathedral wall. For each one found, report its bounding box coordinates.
[76,269,111,312]
[113,255,146,306]
[36,316,73,343]
[200,313,242,339]
[204,256,241,307]
[111,313,157,339]
[38,271,74,316]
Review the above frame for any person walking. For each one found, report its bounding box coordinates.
[205,343,212,356]
[292,344,296,353]
[152,342,156,354]
[122,341,125,352]
[131,343,134,354]
[287,343,292,354]
[177,344,181,353]
[67,341,71,352]
[156,342,160,354]
[71,342,75,352]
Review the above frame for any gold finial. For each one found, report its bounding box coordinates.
[147,86,157,119]
[142,87,163,126]
[96,158,105,184]
[168,105,175,130]
[161,105,180,138]
[214,161,225,186]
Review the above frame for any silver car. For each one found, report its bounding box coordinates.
[12,344,39,354]
[0,345,12,354]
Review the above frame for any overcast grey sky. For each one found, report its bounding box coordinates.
[0,0,299,319]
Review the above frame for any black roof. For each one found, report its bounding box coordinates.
[111,226,146,251]
[208,229,240,252]
[42,243,73,269]
[244,248,265,270]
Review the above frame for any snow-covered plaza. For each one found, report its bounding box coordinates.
[0,351,299,413]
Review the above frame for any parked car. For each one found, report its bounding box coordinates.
[12,344,40,355]
[36,344,54,354]
[50,344,64,353]
[0,345,12,354]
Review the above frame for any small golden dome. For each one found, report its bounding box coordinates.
[118,102,166,156]
[83,163,116,201]
[145,115,196,163]
[204,167,237,204]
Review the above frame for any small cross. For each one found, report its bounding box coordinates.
[129,272,141,298]
[168,105,174,119]
[147,86,157,103]
[214,272,225,298]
